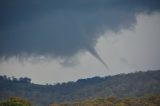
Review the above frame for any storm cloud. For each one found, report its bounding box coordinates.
[0,0,160,67]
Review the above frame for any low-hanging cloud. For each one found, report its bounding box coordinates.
[0,0,160,68]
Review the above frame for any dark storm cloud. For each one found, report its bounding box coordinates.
[0,0,160,62]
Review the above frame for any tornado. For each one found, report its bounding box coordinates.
[86,46,109,70]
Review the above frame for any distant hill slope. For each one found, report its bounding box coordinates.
[0,70,160,106]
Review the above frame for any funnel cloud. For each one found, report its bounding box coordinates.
[0,0,160,67]
[87,46,109,70]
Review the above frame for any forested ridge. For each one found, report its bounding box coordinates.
[0,70,160,106]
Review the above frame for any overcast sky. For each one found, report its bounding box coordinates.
[0,0,160,84]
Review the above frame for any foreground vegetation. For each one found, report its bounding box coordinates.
[0,97,31,106]
[50,95,160,106]
[1,95,160,106]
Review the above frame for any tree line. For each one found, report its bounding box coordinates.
[0,75,31,83]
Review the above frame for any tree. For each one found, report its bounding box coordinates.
[0,97,32,106]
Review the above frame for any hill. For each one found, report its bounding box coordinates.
[0,70,160,106]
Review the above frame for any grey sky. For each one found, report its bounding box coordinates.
[0,0,160,58]
[0,12,160,84]
[0,0,160,84]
